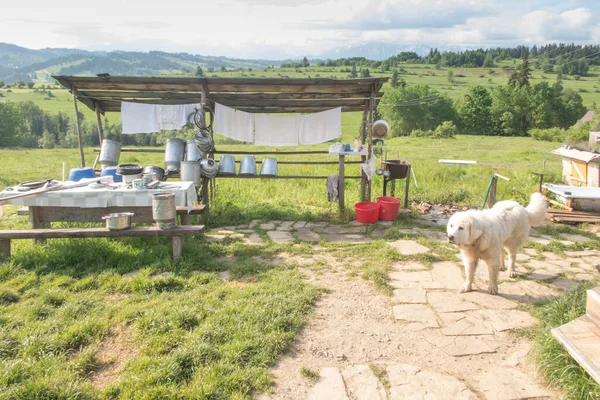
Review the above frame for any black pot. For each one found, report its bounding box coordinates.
[116,164,143,176]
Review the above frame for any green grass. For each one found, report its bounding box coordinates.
[529,282,600,400]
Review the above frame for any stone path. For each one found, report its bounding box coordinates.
[205,219,600,399]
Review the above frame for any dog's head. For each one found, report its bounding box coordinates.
[447,212,482,246]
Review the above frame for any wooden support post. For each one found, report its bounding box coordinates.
[531,172,551,193]
[92,154,100,170]
[179,213,191,225]
[72,94,85,167]
[338,154,345,213]
[0,239,10,258]
[359,107,368,202]
[367,88,375,201]
[29,206,46,244]
[94,103,104,145]
[404,165,411,209]
[172,236,184,259]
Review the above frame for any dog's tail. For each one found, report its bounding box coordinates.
[526,192,547,227]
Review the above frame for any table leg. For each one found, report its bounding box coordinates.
[404,166,411,209]
[0,239,10,258]
[29,206,46,244]
[179,213,191,225]
[338,154,345,214]
[172,236,183,259]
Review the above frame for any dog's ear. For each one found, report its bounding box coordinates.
[467,217,483,243]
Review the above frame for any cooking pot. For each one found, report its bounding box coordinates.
[181,160,202,187]
[239,156,257,176]
[218,155,236,176]
[186,139,205,161]
[164,138,185,172]
[117,164,143,184]
[200,158,218,178]
[144,166,165,181]
[260,158,278,177]
[102,212,134,230]
[99,139,121,167]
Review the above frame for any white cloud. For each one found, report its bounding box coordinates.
[0,1,599,58]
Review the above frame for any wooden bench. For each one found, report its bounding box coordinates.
[16,204,205,225]
[438,159,477,167]
[0,225,205,259]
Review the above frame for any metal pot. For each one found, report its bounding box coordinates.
[144,166,165,181]
[152,192,176,230]
[372,120,390,138]
[218,155,236,176]
[99,139,121,167]
[180,160,201,187]
[239,156,257,176]
[102,212,134,230]
[164,138,186,172]
[260,158,278,177]
[186,139,205,161]
[200,158,217,178]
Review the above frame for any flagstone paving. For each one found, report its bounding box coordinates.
[206,219,600,399]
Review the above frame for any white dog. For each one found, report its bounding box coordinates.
[447,193,547,295]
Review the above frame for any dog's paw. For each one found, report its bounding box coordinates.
[487,284,498,295]
[508,270,518,278]
[458,283,472,293]
[499,265,506,271]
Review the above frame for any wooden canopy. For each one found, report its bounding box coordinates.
[52,76,387,115]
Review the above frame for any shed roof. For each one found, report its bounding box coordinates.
[552,146,600,163]
[52,76,388,115]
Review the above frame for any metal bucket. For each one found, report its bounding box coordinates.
[152,192,176,229]
[218,155,236,176]
[260,158,278,177]
[144,166,165,181]
[239,156,257,176]
[164,138,185,172]
[99,139,121,167]
[180,160,201,187]
[186,139,205,161]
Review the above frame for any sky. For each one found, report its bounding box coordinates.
[2,0,600,59]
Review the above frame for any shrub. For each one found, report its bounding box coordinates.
[433,121,457,138]
[529,128,565,142]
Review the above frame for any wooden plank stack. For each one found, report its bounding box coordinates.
[546,208,600,224]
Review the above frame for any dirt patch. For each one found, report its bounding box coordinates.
[89,325,139,389]
[257,257,555,399]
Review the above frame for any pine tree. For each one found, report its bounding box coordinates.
[195,66,204,77]
[391,70,399,88]
[508,54,532,88]
[348,65,358,78]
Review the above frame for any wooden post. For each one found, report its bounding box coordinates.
[29,206,46,244]
[489,176,497,208]
[0,239,10,258]
[359,107,368,202]
[338,154,345,213]
[367,88,375,201]
[94,103,104,144]
[404,165,411,209]
[72,94,85,167]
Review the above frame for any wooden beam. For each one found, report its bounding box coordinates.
[0,225,205,240]
[100,103,365,113]
[72,94,85,167]
[94,103,104,144]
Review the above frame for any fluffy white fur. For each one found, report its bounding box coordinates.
[447,192,547,295]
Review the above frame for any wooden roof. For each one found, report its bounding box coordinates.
[52,76,388,115]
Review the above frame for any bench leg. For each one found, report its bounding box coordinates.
[172,236,183,259]
[0,239,10,258]
[29,206,46,244]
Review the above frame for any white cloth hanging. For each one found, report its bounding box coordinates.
[254,114,300,147]
[156,103,200,131]
[298,107,341,145]
[213,103,255,142]
[120,101,200,134]
[120,102,160,134]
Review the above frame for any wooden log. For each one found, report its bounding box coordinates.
[73,94,85,167]
[0,225,205,240]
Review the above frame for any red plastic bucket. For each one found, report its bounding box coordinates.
[377,196,401,221]
[354,202,381,224]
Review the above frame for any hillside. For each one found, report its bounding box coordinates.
[0,43,279,83]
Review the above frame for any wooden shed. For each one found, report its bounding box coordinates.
[552,146,600,187]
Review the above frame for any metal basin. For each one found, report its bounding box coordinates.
[99,139,121,167]
[102,212,134,230]
[239,156,257,176]
[144,166,165,181]
[218,155,236,176]
[381,160,410,179]
[260,158,278,177]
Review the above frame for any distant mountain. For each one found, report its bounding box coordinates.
[0,43,280,83]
